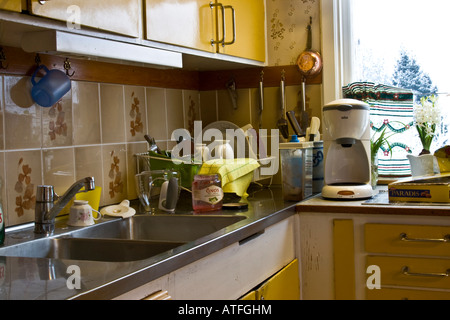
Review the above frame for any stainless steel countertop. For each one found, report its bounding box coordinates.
[0,186,298,300]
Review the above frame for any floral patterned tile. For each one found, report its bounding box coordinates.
[5,150,42,226]
[125,85,146,142]
[42,94,73,147]
[102,144,127,206]
[183,90,200,136]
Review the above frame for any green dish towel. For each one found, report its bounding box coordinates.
[199,159,260,197]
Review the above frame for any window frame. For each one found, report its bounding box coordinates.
[320,0,353,104]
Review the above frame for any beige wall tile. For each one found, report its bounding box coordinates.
[166,89,184,143]
[5,150,42,226]
[75,145,105,205]
[72,81,101,145]
[146,87,167,149]
[126,142,148,200]
[100,83,126,144]
[217,88,251,128]
[199,90,217,127]
[125,85,146,142]
[4,77,42,150]
[42,148,75,195]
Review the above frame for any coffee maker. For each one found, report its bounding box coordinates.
[321,99,374,200]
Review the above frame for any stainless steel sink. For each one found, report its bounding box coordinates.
[0,214,247,262]
[0,237,184,262]
[71,215,247,242]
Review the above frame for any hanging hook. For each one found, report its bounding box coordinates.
[0,47,8,70]
[64,57,75,77]
[35,53,41,66]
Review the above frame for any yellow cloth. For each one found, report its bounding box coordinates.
[199,158,260,197]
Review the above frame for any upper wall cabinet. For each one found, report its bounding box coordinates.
[215,0,265,62]
[28,0,141,38]
[145,0,216,54]
[0,0,24,12]
[145,0,266,62]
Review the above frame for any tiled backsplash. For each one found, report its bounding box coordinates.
[0,75,201,227]
[0,73,322,227]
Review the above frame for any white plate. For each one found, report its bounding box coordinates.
[202,121,253,159]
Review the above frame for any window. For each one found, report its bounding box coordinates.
[321,0,449,175]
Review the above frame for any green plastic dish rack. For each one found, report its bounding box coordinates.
[134,152,201,190]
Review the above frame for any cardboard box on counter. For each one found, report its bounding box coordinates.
[388,173,450,203]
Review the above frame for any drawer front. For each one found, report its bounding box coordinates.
[367,256,450,290]
[365,224,450,257]
[366,287,450,300]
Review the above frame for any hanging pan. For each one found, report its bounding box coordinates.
[296,17,323,134]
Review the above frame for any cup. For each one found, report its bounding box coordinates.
[31,65,71,107]
[135,170,180,214]
[68,200,101,227]
[212,140,234,160]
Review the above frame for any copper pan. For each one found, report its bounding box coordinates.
[297,18,323,134]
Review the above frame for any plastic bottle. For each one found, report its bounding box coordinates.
[192,174,224,213]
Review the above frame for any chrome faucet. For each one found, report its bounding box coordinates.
[34,177,95,234]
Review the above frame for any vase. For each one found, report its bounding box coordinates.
[407,154,439,177]
[370,155,378,190]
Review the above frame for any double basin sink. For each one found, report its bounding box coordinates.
[0,215,247,263]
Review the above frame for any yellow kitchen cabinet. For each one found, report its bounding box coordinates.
[0,0,23,12]
[216,0,266,62]
[145,0,266,62]
[366,287,450,300]
[365,223,450,257]
[145,0,215,53]
[366,255,450,290]
[28,0,141,37]
[241,259,300,300]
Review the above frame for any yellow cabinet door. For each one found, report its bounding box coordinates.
[145,0,215,53]
[216,0,266,62]
[0,0,23,12]
[29,0,140,37]
[256,259,300,300]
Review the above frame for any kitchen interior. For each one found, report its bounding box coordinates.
[0,0,449,301]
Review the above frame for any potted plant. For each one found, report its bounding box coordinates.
[414,94,440,155]
[370,126,391,189]
[407,94,440,176]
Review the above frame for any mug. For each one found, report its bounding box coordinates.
[68,200,101,227]
[31,65,71,107]
[212,140,234,160]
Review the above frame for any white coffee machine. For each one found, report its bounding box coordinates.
[321,99,374,200]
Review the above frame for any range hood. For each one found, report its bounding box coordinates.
[21,30,183,69]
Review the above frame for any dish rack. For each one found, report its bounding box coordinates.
[134,152,275,189]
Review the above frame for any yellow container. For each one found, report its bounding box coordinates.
[76,187,102,216]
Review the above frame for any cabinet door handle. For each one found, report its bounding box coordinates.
[400,233,450,243]
[222,5,236,46]
[210,2,236,47]
[401,266,450,278]
[210,2,225,46]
